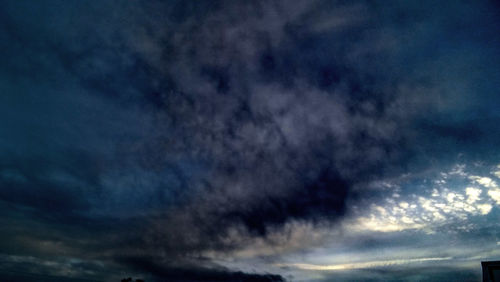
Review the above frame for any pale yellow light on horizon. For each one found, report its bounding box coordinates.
[276,257,452,271]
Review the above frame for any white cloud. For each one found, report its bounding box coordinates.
[351,215,424,233]
[465,187,481,204]
[488,188,500,205]
[477,204,492,215]
[469,176,497,188]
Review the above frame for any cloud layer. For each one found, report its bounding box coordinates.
[0,0,499,281]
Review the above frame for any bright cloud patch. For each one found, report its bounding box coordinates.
[465,187,481,204]
[469,176,497,188]
[348,164,500,233]
[470,168,500,205]
[489,189,500,205]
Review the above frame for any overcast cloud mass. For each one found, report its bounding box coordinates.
[1,0,499,281]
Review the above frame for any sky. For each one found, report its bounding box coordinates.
[0,0,499,281]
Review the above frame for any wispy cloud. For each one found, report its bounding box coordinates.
[277,256,453,271]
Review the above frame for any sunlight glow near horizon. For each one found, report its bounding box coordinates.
[263,163,500,279]
[277,256,453,271]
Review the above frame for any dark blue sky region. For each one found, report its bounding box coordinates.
[0,1,500,281]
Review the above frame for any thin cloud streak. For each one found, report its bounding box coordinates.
[277,256,453,271]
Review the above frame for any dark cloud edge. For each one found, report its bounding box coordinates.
[117,255,286,282]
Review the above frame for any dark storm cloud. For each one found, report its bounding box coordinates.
[116,256,285,282]
[1,0,499,280]
[124,0,500,239]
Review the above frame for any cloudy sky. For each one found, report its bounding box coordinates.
[1,0,499,281]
